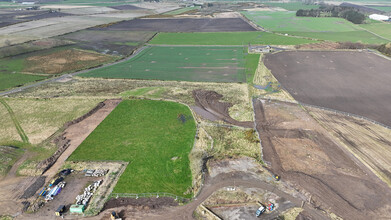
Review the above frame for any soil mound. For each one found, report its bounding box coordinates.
[192,89,253,128]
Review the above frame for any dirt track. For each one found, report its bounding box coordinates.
[93,172,328,220]
[264,51,391,127]
[192,89,253,128]
[44,99,121,178]
[253,98,391,219]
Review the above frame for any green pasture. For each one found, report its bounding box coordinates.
[263,2,319,11]
[69,99,196,197]
[367,6,391,12]
[0,73,47,92]
[241,11,388,43]
[164,6,200,15]
[242,11,359,32]
[81,46,250,83]
[360,23,391,40]
[149,32,316,45]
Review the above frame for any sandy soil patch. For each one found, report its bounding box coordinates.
[25,49,114,75]
[254,98,391,220]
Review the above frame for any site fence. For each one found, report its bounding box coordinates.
[110,192,190,203]
[299,102,391,130]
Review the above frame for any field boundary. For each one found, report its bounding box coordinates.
[0,99,29,143]
[110,192,189,203]
[299,102,391,130]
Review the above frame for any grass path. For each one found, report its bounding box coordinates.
[0,99,29,143]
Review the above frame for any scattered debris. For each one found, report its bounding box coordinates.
[76,180,102,206]
[84,169,108,177]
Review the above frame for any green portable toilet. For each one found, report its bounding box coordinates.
[70,204,85,214]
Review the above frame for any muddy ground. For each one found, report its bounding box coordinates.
[24,173,102,219]
[264,51,391,127]
[58,30,155,56]
[0,9,69,28]
[92,157,328,220]
[109,5,144,10]
[192,89,253,128]
[253,98,391,219]
[92,18,256,32]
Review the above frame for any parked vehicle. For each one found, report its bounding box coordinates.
[255,205,266,217]
[55,205,65,216]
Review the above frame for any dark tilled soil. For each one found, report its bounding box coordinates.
[103,197,178,210]
[253,98,391,220]
[92,18,256,32]
[193,89,253,128]
[109,5,144,10]
[296,210,314,220]
[20,176,46,199]
[23,12,72,20]
[264,51,391,127]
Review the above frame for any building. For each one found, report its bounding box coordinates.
[369,14,390,21]
[249,45,272,53]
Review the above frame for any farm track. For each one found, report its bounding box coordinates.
[0,99,29,143]
[253,98,391,220]
[93,172,328,220]
[43,99,121,179]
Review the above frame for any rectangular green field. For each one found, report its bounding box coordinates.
[69,99,196,197]
[0,73,47,92]
[241,11,388,44]
[81,46,251,83]
[149,32,317,45]
[263,2,319,11]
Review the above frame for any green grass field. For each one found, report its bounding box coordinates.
[360,23,391,40]
[245,53,260,84]
[367,6,391,12]
[149,32,316,45]
[0,73,47,92]
[69,100,196,197]
[263,2,319,11]
[241,11,389,44]
[81,46,251,83]
[164,6,200,15]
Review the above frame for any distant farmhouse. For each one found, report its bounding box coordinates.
[369,14,390,21]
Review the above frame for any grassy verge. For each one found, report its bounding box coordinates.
[0,99,29,143]
[11,78,254,122]
[2,97,101,144]
[203,125,261,161]
[0,146,24,176]
[69,100,197,197]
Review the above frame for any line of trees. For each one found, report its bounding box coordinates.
[296,6,366,24]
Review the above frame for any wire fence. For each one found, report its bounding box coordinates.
[299,102,391,130]
[255,97,391,130]
[110,192,190,203]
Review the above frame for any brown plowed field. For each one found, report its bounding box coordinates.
[253,99,391,220]
[264,51,391,127]
[93,18,256,32]
[193,89,253,128]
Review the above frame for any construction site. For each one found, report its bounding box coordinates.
[1,0,391,220]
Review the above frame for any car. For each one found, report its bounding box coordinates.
[255,205,266,217]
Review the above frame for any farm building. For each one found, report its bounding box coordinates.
[249,45,272,53]
[369,14,390,21]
